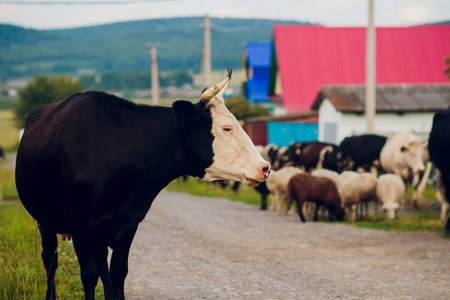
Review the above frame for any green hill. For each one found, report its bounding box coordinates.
[0,17,310,81]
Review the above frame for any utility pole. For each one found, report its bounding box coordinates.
[365,0,376,133]
[148,43,160,106]
[202,15,211,87]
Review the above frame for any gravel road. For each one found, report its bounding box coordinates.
[126,191,450,300]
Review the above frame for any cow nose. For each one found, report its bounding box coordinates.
[262,163,271,179]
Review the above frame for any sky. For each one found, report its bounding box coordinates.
[0,0,449,30]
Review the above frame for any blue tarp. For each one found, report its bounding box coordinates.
[244,42,271,102]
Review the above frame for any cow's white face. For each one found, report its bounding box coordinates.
[199,69,270,186]
[401,141,426,171]
[400,137,427,186]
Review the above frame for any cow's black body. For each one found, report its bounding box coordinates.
[15,91,217,300]
[294,141,340,172]
[428,108,450,234]
[339,134,387,172]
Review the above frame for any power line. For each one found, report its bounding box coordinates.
[0,0,178,5]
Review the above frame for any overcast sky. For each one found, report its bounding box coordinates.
[0,0,449,30]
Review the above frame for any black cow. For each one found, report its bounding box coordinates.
[290,141,340,172]
[15,70,270,300]
[428,108,450,234]
[338,134,387,173]
[265,144,291,170]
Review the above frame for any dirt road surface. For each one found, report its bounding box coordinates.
[126,191,450,299]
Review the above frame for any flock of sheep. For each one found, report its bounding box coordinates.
[254,133,444,224]
[265,165,406,223]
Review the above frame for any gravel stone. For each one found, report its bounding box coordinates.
[126,191,450,299]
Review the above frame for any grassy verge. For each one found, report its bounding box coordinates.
[167,176,263,206]
[0,202,104,299]
[166,177,445,234]
[0,110,19,152]
[345,210,443,233]
[0,169,18,200]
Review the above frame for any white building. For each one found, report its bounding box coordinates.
[311,84,450,145]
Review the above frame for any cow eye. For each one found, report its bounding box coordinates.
[223,126,233,132]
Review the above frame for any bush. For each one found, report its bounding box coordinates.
[14,75,82,128]
[225,97,269,120]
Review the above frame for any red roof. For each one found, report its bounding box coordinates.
[273,25,450,113]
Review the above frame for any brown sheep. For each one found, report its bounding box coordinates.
[287,173,345,222]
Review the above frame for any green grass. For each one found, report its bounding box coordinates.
[0,169,18,200]
[0,202,105,299]
[0,110,20,152]
[345,210,443,233]
[167,176,446,234]
[167,176,263,206]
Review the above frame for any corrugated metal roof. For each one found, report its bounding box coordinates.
[311,84,450,113]
[273,25,450,113]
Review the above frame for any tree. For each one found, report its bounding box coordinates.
[14,75,82,128]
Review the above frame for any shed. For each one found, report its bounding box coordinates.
[242,42,272,102]
[271,25,450,113]
[311,84,450,144]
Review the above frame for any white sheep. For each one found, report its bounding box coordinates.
[376,174,406,220]
[339,170,359,184]
[265,166,303,215]
[338,172,378,222]
[311,168,340,186]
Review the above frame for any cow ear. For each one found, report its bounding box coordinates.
[172,100,197,128]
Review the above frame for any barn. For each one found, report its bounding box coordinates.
[311,84,450,144]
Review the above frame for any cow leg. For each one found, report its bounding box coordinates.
[72,234,109,300]
[441,175,450,234]
[110,227,137,300]
[39,224,58,300]
[444,217,450,235]
[260,194,268,210]
[99,247,113,300]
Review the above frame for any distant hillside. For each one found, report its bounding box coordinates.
[0,17,310,81]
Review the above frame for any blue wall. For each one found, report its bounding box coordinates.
[268,122,318,146]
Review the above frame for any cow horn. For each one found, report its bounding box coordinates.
[200,68,233,103]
